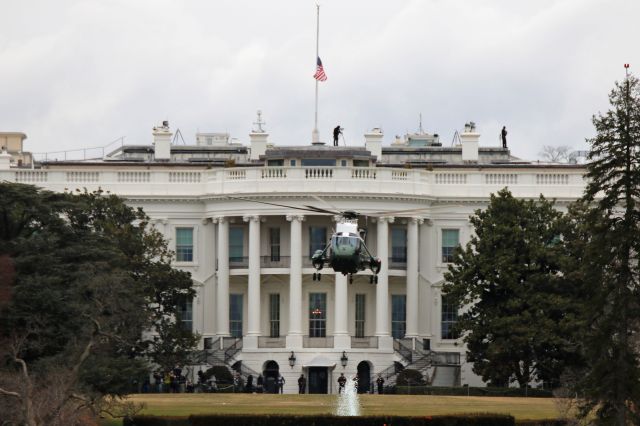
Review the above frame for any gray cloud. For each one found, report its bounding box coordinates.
[0,0,638,161]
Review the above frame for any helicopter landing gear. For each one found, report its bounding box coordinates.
[313,272,322,281]
[349,274,353,284]
[370,275,378,284]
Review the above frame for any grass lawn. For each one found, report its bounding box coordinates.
[100,393,566,424]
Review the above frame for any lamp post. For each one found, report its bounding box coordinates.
[288,351,296,368]
[340,351,348,368]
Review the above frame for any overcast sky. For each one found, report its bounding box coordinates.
[1,0,638,161]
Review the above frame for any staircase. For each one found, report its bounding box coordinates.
[192,337,258,382]
[382,338,461,387]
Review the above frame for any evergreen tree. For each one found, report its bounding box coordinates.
[443,188,577,388]
[571,72,640,424]
[0,183,198,425]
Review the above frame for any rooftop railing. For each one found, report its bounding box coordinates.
[1,166,586,200]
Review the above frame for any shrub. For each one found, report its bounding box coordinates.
[189,414,515,426]
[123,416,190,426]
[202,366,233,384]
[396,368,425,386]
[388,385,553,397]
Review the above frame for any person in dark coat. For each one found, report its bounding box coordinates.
[501,126,508,148]
[337,373,347,394]
[277,374,285,394]
[246,374,254,393]
[333,125,342,147]
[257,374,264,393]
[298,374,306,394]
[376,375,385,394]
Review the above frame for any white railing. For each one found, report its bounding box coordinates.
[169,171,201,183]
[67,171,99,182]
[117,171,150,183]
[485,173,518,185]
[15,171,48,183]
[435,173,467,184]
[536,173,570,185]
[1,166,586,200]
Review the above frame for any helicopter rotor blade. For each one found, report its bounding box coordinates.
[364,205,465,217]
[310,195,343,214]
[226,196,332,215]
[303,205,340,215]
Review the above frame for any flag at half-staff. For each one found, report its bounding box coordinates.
[314,57,327,81]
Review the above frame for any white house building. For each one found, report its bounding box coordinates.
[0,118,587,394]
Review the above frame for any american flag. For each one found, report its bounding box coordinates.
[313,56,327,81]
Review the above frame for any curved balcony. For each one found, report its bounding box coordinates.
[3,166,587,201]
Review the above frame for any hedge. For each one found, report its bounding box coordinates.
[387,386,553,398]
[189,414,514,426]
[124,415,569,426]
[123,416,190,426]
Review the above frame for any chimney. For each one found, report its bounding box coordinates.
[364,127,383,160]
[460,122,479,162]
[249,110,268,161]
[153,121,172,161]
[0,148,11,170]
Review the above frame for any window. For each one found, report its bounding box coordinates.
[229,227,244,262]
[268,159,284,166]
[353,160,369,167]
[270,228,281,261]
[355,294,366,338]
[391,295,406,339]
[270,294,280,337]
[176,227,194,262]
[179,297,193,332]
[309,227,327,257]
[290,159,296,167]
[301,159,336,167]
[309,293,327,337]
[391,227,407,263]
[441,229,460,263]
[230,294,243,338]
[341,160,347,167]
[441,295,459,340]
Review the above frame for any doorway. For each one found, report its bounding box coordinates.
[308,367,328,394]
[357,361,371,394]
[263,360,280,393]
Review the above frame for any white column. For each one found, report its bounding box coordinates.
[244,215,261,348]
[405,217,422,339]
[286,214,304,348]
[376,216,394,349]
[215,217,230,337]
[334,273,350,349]
[202,218,217,336]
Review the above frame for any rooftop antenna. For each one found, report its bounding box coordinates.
[451,130,461,146]
[418,113,424,134]
[253,109,266,133]
[172,128,186,145]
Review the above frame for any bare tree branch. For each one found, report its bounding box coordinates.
[0,387,21,398]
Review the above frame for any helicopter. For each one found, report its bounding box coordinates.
[226,196,434,284]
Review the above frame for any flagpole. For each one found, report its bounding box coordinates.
[312,4,320,143]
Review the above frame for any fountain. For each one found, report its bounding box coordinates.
[335,377,361,416]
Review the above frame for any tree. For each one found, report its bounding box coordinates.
[443,188,578,388]
[538,145,573,163]
[569,73,640,425]
[0,183,198,426]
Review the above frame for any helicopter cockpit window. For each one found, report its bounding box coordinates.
[334,236,360,250]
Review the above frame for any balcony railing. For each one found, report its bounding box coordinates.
[303,336,334,348]
[2,166,586,202]
[387,257,407,270]
[257,336,286,348]
[229,257,248,269]
[351,336,379,348]
[260,256,290,268]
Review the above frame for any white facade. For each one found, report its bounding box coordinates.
[1,124,587,393]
